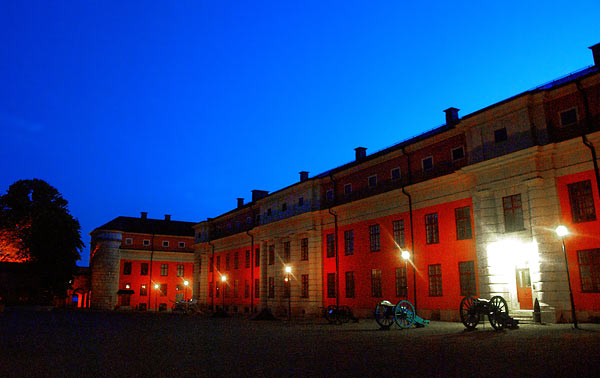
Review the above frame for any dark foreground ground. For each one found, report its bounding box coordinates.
[1,309,599,377]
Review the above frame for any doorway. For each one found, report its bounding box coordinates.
[515,268,533,310]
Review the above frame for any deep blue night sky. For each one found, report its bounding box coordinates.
[1,1,599,266]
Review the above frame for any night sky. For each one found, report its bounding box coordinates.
[1,1,599,266]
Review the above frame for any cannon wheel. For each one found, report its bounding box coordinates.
[460,296,480,330]
[375,301,395,329]
[488,296,509,331]
[338,306,351,324]
[325,305,338,324]
[394,300,416,329]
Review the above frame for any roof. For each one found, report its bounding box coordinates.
[93,216,196,237]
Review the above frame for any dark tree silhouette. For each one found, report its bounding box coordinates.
[0,179,83,302]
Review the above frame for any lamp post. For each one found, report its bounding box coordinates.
[183,280,189,302]
[221,275,227,312]
[401,250,410,298]
[556,225,579,329]
[154,283,160,312]
[285,266,292,320]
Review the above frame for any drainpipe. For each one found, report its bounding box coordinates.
[208,240,215,312]
[328,174,340,309]
[576,81,600,195]
[401,146,417,313]
[246,228,254,313]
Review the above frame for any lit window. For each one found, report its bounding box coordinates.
[160,264,168,276]
[422,156,433,171]
[140,284,147,296]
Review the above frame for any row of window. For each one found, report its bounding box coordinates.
[124,238,187,248]
[208,275,311,299]
[265,197,305,217]
[124,282,188,297]
[325,261,476,298]
[122,262,186,277]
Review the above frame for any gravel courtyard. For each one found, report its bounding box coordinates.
[1,310,599,377]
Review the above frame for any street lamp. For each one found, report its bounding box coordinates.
[221,275,227,311]
[401,250,410,298]
[285,266,292,320]
[154,283,160,312]
[183,280,189,302]
[556,225,578,329]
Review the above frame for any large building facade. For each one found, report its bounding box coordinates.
[91,44,600,323]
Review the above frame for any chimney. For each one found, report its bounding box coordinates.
[354,147,367,161]
[237,198,244,208]
[299,171,309,182]
[164,214,171,221]
[251,190,269,202]
[590,43,600,66]
[140,212,148,219]
[444,107,460,126]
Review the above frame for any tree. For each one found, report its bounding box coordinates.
[0,179,83,302]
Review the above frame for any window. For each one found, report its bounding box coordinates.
[245,250,251,268]
[268,277,275,298]
[503,194,524,232]
[162,241,169,247]
[345,271,355,298]
[455,206,472,240]
[234,280,239,298]
[391,167,401,181]
[327,273,336,298]
[160,264,168,276]
[215,282,220,298]
[268,245,275,265]
[428,264,442,296]
[368,175,377,188]
[371,269,382,297]
[451,146,465,161]
[178,241,185,248]
[255,278,260,298]
[209,256,214,272]
[578,249,600,292]
[255,248,260,267]
[392,220,405,248]
[396,267,407,297]
[344,230,354,255]
[494,128,507,143]
[234,252,239,269]
[568,180,596,223]
[301,238,309,261]
[283,241,291,263]
[226,254,230,270]
[141,263,148,276]
[143,239,150,246]
[159,283,167,296]
[326,189,334,202]
[123,262,132,275]
[224,282,229,298]
[267,208,272,216]
[369,224,380,251]
[245,280,249,298]
[301,274,309,298]
[216,256,220,270]
[140,284,147,296]
[283,277,290,298]
[177,264,184,277]
[459,261,476,296]
[298,197,304,207]
[125,238,133,245]
[422,156,433,171]
[344,183,352,195]
[425,213,439,244]
[209,282,213,297]
[255,214,261,224]
[282,203,287,212]
[326,233,336,257]
[560,108,578,127]
[247,217,252,225]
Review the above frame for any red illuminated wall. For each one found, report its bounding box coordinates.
[556,169,600,312]
[322,197,476,318]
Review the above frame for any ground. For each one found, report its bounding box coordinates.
[1,310,599,377]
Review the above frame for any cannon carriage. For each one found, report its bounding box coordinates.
[374,300,429,329]
[459,296,518,330]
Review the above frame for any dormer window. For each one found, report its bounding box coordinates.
[326,189,334,201]
[494,128,507,143]
[344,183,352,195]
[125,238,133,245]
[179,241,185,248]
[143,239,150,246]
[451,146,465,161]
[162,241,169,247]
[559,108,578,127]
[422,156,433,171]
[298,196,304,206]
[391,168,401,181]
[368,175,377,188]
[282,203,287,212]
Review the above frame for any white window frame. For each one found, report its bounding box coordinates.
[559,107,578,127]
[162,240,169,247]
[178,241,185,248]
[390,167,401,181]
[344,183,352,195]
[422,156,434,171]
[125,238,133,245]
[368,175,377,188]
[451,146,465,161]
[143,239,150,246]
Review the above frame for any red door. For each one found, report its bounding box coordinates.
[516,268,533,310]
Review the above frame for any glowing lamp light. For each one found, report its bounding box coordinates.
[154,284,160,290]
[285,266,292,274]
[125,284,130,289]
[284,277,289,282]
[221,275,227,282]
[184,280,189,286]
[556,225,569,237]
[401,250,410,261]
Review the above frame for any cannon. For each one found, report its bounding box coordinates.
[374,300,429,329]
[459,296,518,330]
[324,305,357,324]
